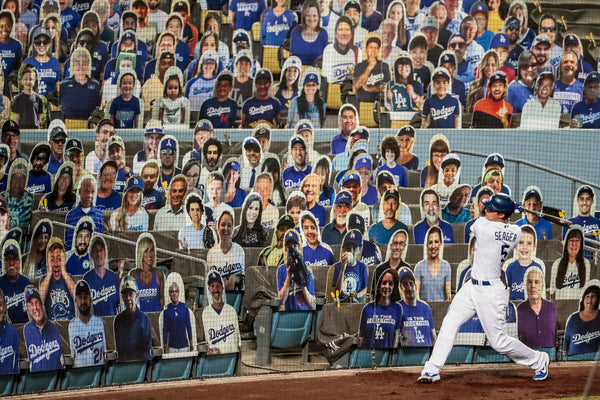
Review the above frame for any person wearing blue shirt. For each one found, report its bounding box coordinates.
[114,276,153,361]
[570,71,600,129]
[353,35,390,102]
[565,186,600,260]
[554,51,583,114]
[514,186,553,240]
[378,135,408,188]
[347,212,382,267]
[65,176,104,252]
[84,236,120,317]
[39,238,77,321]
[422,67,460,128]
[200,71,238,129]
[23,287,64,372]
[289,2,328,66]
[24,28,61,97]
[109,69,141,129]
[162,278,193,353]
[398,267,436,347]
[505,225,545,301]
[331,104,359,155]
[413,189,455,245]
[301,174,326,227]
[59,48,102,121]
[0,288,19,375]
[60,2,81,38]
[241,68,281,128]
[27,143,52,195]
[369,188,408,245]
[359,268,403,349]
[260,0,296,48]
[0,10,23,97]
[563,283,600,357]
[0,241,30,324]
[300,211,334,268]
[277,230,316,311]
[506,50,537,114]
[442,184,472,223]
[283,136,312,191]
[140,160,163,210]
[322,190,352,247]
[229,0,266,31]
[66,218,94,276]
[331,230,369,303]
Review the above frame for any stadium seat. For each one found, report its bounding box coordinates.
[326,82,343,111]
[254,299,314,366]
[16,370,59,394]
[391,347,431,366]
[349,348,389,368]
[60,366,103,390]
[196,352,238,378]
[226,290,243,314]
[0,374,14,395]
[251,22,261,42]
[263,47,281,75]
[151,354,195,381]
[105,362,149,385]
[475,347,511,363]
[564,352,597,361]
[65,119,88,130]
[359,102,378,128]
[537,347,557,361]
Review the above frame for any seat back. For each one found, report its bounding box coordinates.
[359,102,377,128]
[196,352,238,377]
[349,348,389,368]
[0,374,14,395]
[151,357,194,381]
[263,47,281,75]
[270,310,313,348]
[16,370,59,394]
[60,366,103,390]
[326,83,343,111]
[105,362,148,385]
[391,347,431,366]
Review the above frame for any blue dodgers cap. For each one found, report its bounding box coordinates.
[5,228,21,243]
[253,125,271,139]
[420,15,438,30]
[76,219,94,233]
[33,27,51,39]
[42,0,59,8]
[469,1,488,15]
[353,153,372,170]
[121,31,136,43]
[25,287,42,303]
[223,160,240,175]
[489,71,507,86]
[439,52,456,66]
[207,270,222,286]
[490,33,509,49]
[334,190,353,206]
[341,171,361,186]
[290,135,307,149]
[505,16,520,28]
[303,72,319,85]
[3,243,19,258]
[398,266,415,282]
[524,187,542,201]
[577,185,594,198]
[346,213,365,232]
[202,49,218,64]
[485,153,504,167]
[448,32,466,43]
[432,67,451,81]
[195,119,213,133]
[585,72,600,86]
[342,229,362,248]
[126,176,144,192]
[295,120,313,134]
[376,170,395,186]
[34,221,51,238]
[75,280,91,296]
[160,137,176,150]
[350,126,369,141]
[383,188,400,202]
[66,138,84,153]
[284,229,301,246]
[255,69,272,82]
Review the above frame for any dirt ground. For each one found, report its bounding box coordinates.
[16,362,600,400]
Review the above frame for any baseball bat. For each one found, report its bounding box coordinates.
[517,206,573,228]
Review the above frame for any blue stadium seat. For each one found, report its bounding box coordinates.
[391,347,431,366]
[447,345,475,364]
[60,366,103,389]
[538,347,557,361]
[0,374,14,395]
[151,356,195,381]
[270,311,313,348]
[16,370,59,394]
[105,362,148,385]
[349,349,389,368]
[196,353,238,378]
[475,347,511,363]
[226,290,243,314]
[564,352,597,361]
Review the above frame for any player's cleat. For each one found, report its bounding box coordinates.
[533,352,550,381]
[417,372,440,383]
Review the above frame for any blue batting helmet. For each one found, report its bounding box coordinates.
[482,193,515,218]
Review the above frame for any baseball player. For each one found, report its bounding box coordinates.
[68,280,106,367]
[418,193,549,383]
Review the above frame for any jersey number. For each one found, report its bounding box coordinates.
[93,348,102,364]
[500,244,510,264]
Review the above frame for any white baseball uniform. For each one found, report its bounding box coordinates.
[421,217,547,375]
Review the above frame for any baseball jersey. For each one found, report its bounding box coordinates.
[109,209,149,232]
[142,189,163,210]
[207,244,245,281]
[68,316,106,367]
[505,259,544,301]
[162,302,193,350]
[549,259,591,300]
[202,304,241,354]
[0,275,30,323]
[361,241,382,266]
[136,269,162,313]
[24,320,64,372]
[84,268,120,317]
[515,217,553,240]
[302,244,334,267]
[200,97,238,129]
[114,309,152,362]
[110,96,141,129]
[276,263,316,311]
[282,165,312,190]
[377,164,408,188]
[0,321,19,375]
[387,82,420,112]
[45,278,76,321]
[332,261,369,297]
[186,76,216,112]
[564,312,600,356]
[554,80,583,114]
[353,60,391,103]
[307,204,326,227]
[66,252,92,276]
[26,172,52,195]
[570,100,600,129]
[260,9,296,47]
[471,217,521,282]
[399,300,435,347]
[242,97,281,127]
[96,192,122,212]
[422,94,460,128]
[359,302,403,349]
[414,259,451,302]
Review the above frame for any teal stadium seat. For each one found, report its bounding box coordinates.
[196,353,238,378]
[564,352,598,361]
[226,290,243,314]
[152,355,195,381]
[391,347,431,366]
[16,370,59,394]
[349,349,389,368]
[0,374,14,395]
[270,311,313,348]
[538,347,557,361]
[105,361,148,385]
[60,366,103,389]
